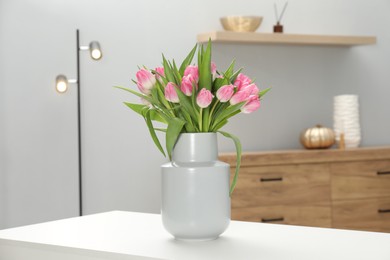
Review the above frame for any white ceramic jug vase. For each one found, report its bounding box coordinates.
[161,133,230,241]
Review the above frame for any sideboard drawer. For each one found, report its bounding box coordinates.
[331,160,390,200]
[231,164,330,208]
[232,203,331,228]
[332,197,390,232]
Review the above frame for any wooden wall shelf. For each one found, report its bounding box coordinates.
[197,31,377,46]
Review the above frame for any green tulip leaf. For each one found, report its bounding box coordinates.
[172,60,182,83]
[198,44,203,66]
[230,68,243,84]
[211,119,228,132]
[154,128,167,133]
[155,81,171,110]
[199,39,212,91]
[218,130,242,196]
[166,117,186,160]
[212,77,230,92]
[123,102,147,115]
[175,85,198,123]
[124,102,167,124]
[259,87,271,98]
[224,59,235,79]
[114,86,153,103]
[162,55,176,84]
[212,102,245,129]
[144,109,166,157]
[179,44,197,75]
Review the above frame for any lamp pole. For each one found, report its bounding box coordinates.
[76,29,83,216]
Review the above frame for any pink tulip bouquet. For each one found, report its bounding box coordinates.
[116,41,269,194]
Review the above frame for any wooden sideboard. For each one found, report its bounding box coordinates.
[220,146,390,232]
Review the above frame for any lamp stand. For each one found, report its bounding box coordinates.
[76,29,83,216]
[56,29,102,216]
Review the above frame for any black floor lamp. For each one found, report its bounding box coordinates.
[55,29,103,216]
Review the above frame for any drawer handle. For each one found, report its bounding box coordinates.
[377,171,390,176]
[260,177,283,182]
[261,217,284,223]
[378,209,390,214]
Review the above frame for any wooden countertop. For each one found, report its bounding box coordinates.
[220,146,390,167]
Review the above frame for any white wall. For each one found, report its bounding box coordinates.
[1,0,389,229]
[0,0,5,228]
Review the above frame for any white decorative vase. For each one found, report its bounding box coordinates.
[333,95,361,148]
[161,133,230,241]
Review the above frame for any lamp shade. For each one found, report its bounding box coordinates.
[56,75,68,93]
[89,41,102,60]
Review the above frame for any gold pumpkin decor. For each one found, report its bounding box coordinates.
[300,125,335,149]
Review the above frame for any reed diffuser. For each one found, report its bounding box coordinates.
[274,2,288,33]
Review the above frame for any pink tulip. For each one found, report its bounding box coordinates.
[196,88,213,108]
[136,68,156,95]
[164,82,179,103]
[234,73,252,91]
[230,90,250,105]
[241,95,260,114]
[155,67,165,82]
[184,65,199,82]
[241,83,259,96]
[180,75,196,96]
[216,85,234,102]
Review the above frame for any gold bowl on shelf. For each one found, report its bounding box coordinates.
[220,16,263,32]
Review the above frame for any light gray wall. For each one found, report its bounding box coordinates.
[0,0,5,228]
[0,0,389,229]
[0,0,82,228]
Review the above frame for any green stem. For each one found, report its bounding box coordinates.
[209,100,219,121]
[198,108,203,132]
[169,103,177,117]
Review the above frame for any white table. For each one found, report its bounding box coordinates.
[0,211,390,260]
